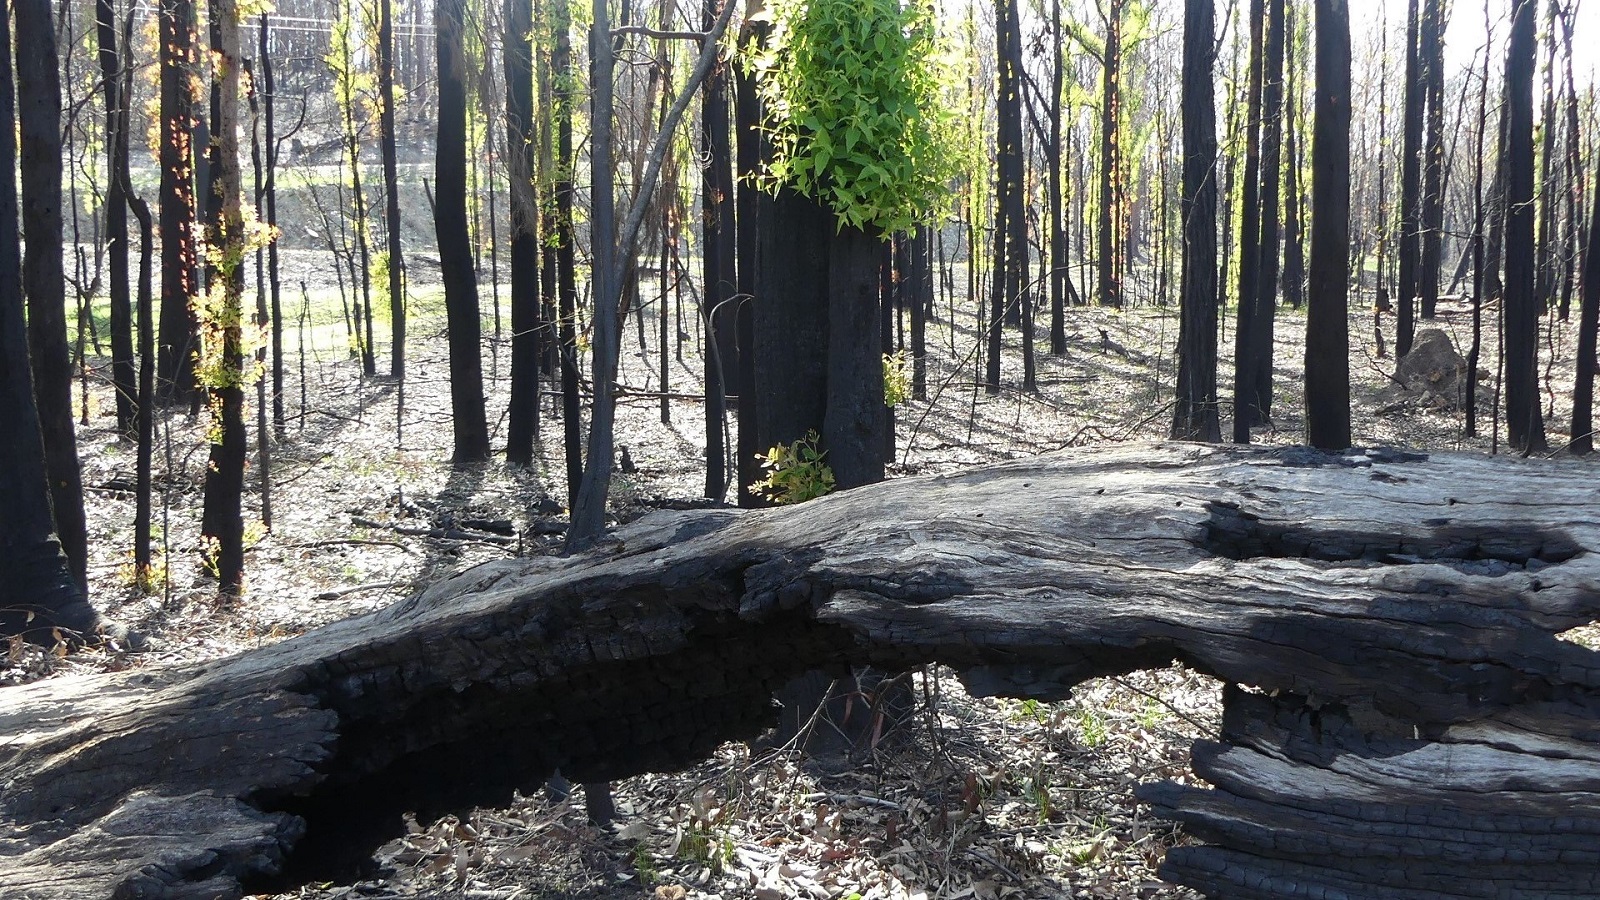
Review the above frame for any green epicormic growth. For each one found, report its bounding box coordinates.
[755,0,959,234]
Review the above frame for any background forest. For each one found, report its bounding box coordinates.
[5,0,1600,897]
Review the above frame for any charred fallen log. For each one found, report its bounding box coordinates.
[2,443,1598,899]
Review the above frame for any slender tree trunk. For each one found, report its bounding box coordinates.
[701,0,735,501]
[505,0,541,466]
[16,0,87,591]
[1535,0,1559,312]
[1048,0,1066,353]
[98,0,135,437]
[1504,0,1548,453]
[436,0,491,465]
[335,17,375,376]
[1096,0,1124,308]
[379,0,407,396]
[132,193,155,571]
[158,0,199,406]
[1248,0,1285,422]
[552,0,583,503]
[734,15,765,506]
[1306,0,1351,450]
[571,0,736,541]
[245,60,270,533]
[1573,141,1600,452]
[1419,0,1445,321]
[1466,13,1490,439]
[1231,0,1265,441]
[1485,99,1509,299]
[1173,0,1220,443]
[200,0,247,597]
[1571,146,1600,452]
[911,225,929,401]
[1003,1,1030,392]
[262,15,284,438]
[1557,4,1582,323]
[571,0,618,546]
[1397,0,1423,355]
[1280,2,1304,311]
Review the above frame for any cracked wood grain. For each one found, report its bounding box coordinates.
[1,442,1597,899]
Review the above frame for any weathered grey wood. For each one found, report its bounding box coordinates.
[2,442,1599,899]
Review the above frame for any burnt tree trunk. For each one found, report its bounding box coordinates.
[1504,0,1548,453]
[435,0,491,466]
[4,444,1600,900]
[0,4,106,644]
[97,0,135,437]
[701,2,736,500]
[16,0,87,592]
[504,0,540,466]
[157,0,200,407]
[823,225,886,491]
[1095,0,1124,308]
[379,0,407,387]
[1397,0,1423,356]
[1231,0,1265,441]
[1304,0,1351,451]
[1172,0,1220,443]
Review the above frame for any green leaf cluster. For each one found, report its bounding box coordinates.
[751,430,835,505]
[754,0,960,234]
[883,350,910,408]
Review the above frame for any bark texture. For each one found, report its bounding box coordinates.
[3,444,1600,899]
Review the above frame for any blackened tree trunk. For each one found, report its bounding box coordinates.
[1173,0,1220,443]
[1047,0,1067,353]
[335,18,375,377]
[553,0,583,503]
[158,0,199,405]
[734,16,764,506]
[1557,3,1582,324]
[1306,0,1351,451]
[505,0,541,467]
[436,0,491,466]
[1279,1,1304,311]
[1096,0,1124,308]
[261,15,284,437]
[1466,10,1490,439]
[911,225,929,401]
[1397,0,1423,354]
[131,194,155,572]
[753,188,830,477]
[1535,1,1559,312]
[825,226,886,490]
[988,0,1024,393]
[0,2,103,644]
[16,0,87,591]
[1572,150,1600,453]
[1231,0,1265,442]
[1419,0,1444,321]
[571,0,617,548]
[1504,0,1547,453]
[97,0,135,436]
[200,0,247,597]
[1484,99,1509,300]
[379,0,407,388]
[701,0,736,500]
[1248,0,1285,422]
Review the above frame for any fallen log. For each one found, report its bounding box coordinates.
[3,442,1599,899]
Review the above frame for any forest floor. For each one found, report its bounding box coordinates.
[8,253,1600,900]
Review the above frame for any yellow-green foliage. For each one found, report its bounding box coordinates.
[751,430,835,505]
[883,350,910,408]
[754,0,960,234]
